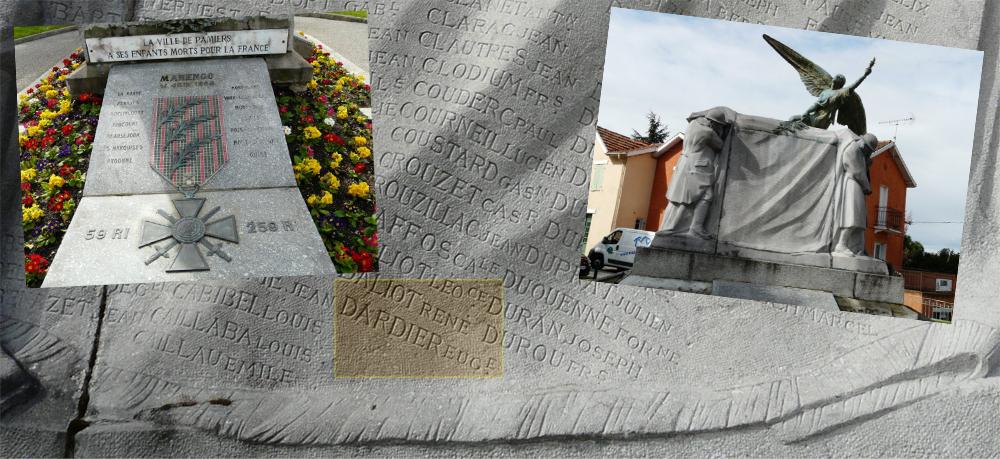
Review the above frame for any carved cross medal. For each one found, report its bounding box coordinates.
[140,95,239,272]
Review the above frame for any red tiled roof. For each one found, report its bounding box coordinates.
[597,126,651,152]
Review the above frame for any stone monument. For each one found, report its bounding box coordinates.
[42,17,337,287]
[623,106,910,316]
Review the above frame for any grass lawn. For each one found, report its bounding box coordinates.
[14,25,73,39]
[329,11,367,18]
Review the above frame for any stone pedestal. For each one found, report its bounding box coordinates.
[621,246,915,316]
[45,57,335,287]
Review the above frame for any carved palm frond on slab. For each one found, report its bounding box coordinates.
[150,96,227,187]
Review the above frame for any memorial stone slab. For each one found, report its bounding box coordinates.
[83,58,296,197]
[86,29,288,63]
[5,0,1000,458]
[43,188,334,287]
[1,286,102,457]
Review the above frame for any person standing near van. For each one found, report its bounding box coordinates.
[659,108,730,238]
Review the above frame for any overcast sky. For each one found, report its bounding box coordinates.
[599,8,984,253]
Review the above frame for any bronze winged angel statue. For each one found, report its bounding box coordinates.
[764,34,875,135]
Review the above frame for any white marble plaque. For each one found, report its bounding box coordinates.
[86,29,288,63]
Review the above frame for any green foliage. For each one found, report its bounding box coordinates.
[630,110,669,144]
[902,235,960,274]
[14,25,72,39]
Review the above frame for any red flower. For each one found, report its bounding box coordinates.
[22,194,34,206]
[299,105,308,112]
[79,94,89,102]
[63,59,71,66]
[25,255,49,275]
[24,138,40,150]
[279,106,287,113]
[21,183,31,192]
[302,115,314,124]
[323,132,343,145]
[61,124,74,135]
[52,66,59,71]
[41,137,55,148]
[354,164,365,173]
[91,97,102,104]
[59,164,75,177]
[70,53,79,59]
[26,88,33,94]
[49,201,63,211]
[47,99,59,109]
[307,57,316,63]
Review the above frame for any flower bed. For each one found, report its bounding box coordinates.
[18,40,377,287]
[18,50,97,287]
[277,36,377,273]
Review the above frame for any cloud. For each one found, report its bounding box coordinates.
[600,9,983,252]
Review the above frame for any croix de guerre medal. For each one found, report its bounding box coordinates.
[139,95,239,272]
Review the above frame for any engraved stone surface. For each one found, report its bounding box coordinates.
[83,58,296,197]
[713,280,841,311]
[86,28,288,63]
[334,280,502,377]
[5,0,1000,458]
[42,188,335,287]
[0,286,102,458]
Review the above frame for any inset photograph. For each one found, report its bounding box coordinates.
[583,8,982,322]
[16,13,377,288]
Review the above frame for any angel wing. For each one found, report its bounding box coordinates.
[837,91,867,135]
[763,34,833,97]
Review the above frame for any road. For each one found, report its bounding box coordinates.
[14,17,369,93]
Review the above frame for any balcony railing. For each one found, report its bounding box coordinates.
[875,206,904,232]
[899,269,957,293]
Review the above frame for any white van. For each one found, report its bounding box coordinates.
[588,228,655,271]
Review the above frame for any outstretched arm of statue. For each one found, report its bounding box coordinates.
[847,58,876,93]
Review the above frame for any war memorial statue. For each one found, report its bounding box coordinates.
[636,36,901,316]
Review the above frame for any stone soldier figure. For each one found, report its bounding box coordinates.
[834,132,878,256]
[659,108,729,238]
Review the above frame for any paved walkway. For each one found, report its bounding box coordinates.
[14,17,369,93]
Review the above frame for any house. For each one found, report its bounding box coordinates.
[582,127,664,252]
[866,140,917,269]
[899,268,956,321]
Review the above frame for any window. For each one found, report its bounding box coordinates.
[605,230,623,244]
[581,214,593,253]
[878,185,889,226]
[635,218,646,230]
[936,279,953,292]
[873,242,886,260]
[591,162,606,191]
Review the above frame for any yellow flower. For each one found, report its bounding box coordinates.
[40,110,57,120]
[22,205,44,222]
[19,93,28,101]
[356,75,365,82]
[45,90,58,99]
[355,115,365,122]
[58,75,67,81]
[38,119,52,128]
[307,195,319,206]
[60,100,71,110]
[337,107,348,120]
[333,84,343,92]
[298,31,305,35]
[49,175,66,188]
[348,182,370,198]
[21,169,37,183]
[302,126,321,139]
[62,89,69,96]
[353,136,367,146]
[320,191,333,205]
[349,152,360,163]
[321,172,340,190]
[57,107,71,116]
[329,152,342,169]
[27,126,40,137]
[18,134,27,146]
[307,79,318,89]
[357,146,371,159]
[39,84,53,91]
[72,63,80,69]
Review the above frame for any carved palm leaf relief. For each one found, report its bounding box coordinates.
[86,314,999,445]
[150,95,227,187]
